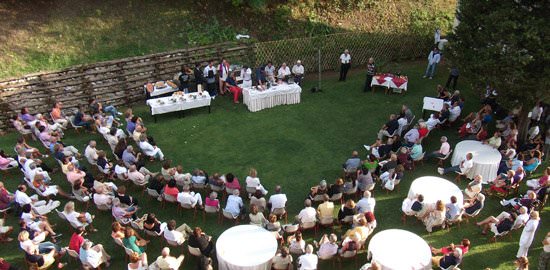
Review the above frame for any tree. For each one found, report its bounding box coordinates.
[447,0,549,142]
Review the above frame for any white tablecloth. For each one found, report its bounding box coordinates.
[368,229,432,270]
[242,83,301,112]
[450,140,501,183]
[370,75,408,91]
[146,92,211,115]
[422,97,444,112]
[144,84,178,97]
[216,225,278,270]
[406,176,464,209]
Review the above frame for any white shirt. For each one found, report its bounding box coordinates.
[114,165,128,175]
[449,106,462,122]
[298,253,318,270]
[64,211,82,226]
[340,53,351,64]
[225,195,243,217]
[164,229,184,244]
[428,51,441,65]
[80,248,103,268]
[356,197,376,214]
[460,158,474,173]
[264,65,275,77]
[203,66,217,78]
[277,66,291,79]
[269,194,287,210]
[240,68,252,81]
[15,190,32,205]
[292,64,304,75]
[426,115,440,130]
[246,176,262,188]
[318,243,338,258]
[93,193,112,206]
[128,170,146,184]
[297,207,316,223]
[177,192,197,205]
[84,146,98,164]
[514,213,529,229]
[139,141,156,156]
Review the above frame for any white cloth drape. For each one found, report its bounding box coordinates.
[450,140,501,183]
[146,92,211,115]
[242,83,302,112]
[406,176,464,209]
[216,225,278,270]
[368,229,432,270]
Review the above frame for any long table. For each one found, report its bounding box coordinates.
[146,92,211,122]
[242,83,302,112]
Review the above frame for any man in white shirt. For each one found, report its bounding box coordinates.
[277,62,291,81]
[84,140,99,165]
[425,136,451,160]
[177,185,203,208]
[356,191,376,214]
[296,199,316,223]
[292,60,304,85]
[163,219,192,245]
[298,244,318,270]
[439,152,473,175]
[449,102,462,122]
[155,247,184,270]
[138,134,164,161]
[268,185,287,212]
[423,47,441,79]
[14,185,60,215]
[240,66,253,88]
[338,49,351,81]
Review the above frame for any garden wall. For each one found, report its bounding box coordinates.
[0,32,431,131]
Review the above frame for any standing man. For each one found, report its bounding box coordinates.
[423,47,441,79]
[292,60,304,85]
[446,66,459,90]
[363,57,375,92]
[339,49,351,82]
[203,61,217,99]
[193,62,204,92]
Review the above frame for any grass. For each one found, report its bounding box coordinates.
[0,61,547,269]
[0,0,457,79]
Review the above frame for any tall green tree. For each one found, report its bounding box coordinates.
[448,0,549,141]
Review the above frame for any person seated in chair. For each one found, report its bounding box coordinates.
[163,219,192,245]
[433,247,462,269]
[377,114,399,139]
[155,247,184,270]
[224,72,243,104]
[188,227,213,257]
[177,185,203,208]
[138,134,164,161]
[463,193,485,216]
[476,210,518,236]
[438,152,473,175]
[277,62,291,82]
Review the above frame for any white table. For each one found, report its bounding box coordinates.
[242,83,301,112]
[368,229,432,270]
[146,92,211,122]
[370,74,408,94]
[451,140,501,183]
[144,84,178,97]
[405,176,464,212]
[216,225,278,270]
[423,97,444,112]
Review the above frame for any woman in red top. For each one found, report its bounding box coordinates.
[224,173,240,191]
[431,238,470,255]
[162,179,179,199]
[418,123,429,138]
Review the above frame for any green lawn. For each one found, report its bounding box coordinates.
[0,61,547,269]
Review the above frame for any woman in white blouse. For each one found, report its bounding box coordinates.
[245,168,268,195]
[63,201,96,232]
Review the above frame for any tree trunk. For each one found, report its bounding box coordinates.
[517,108,531,145]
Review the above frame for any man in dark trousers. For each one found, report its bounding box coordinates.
[446,66,459,90]
[364,57,375,92]
[338,49,351,81]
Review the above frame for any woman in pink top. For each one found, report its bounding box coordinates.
[205,192,220,208]
[224,173,240,190]
[0,151,17,170]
